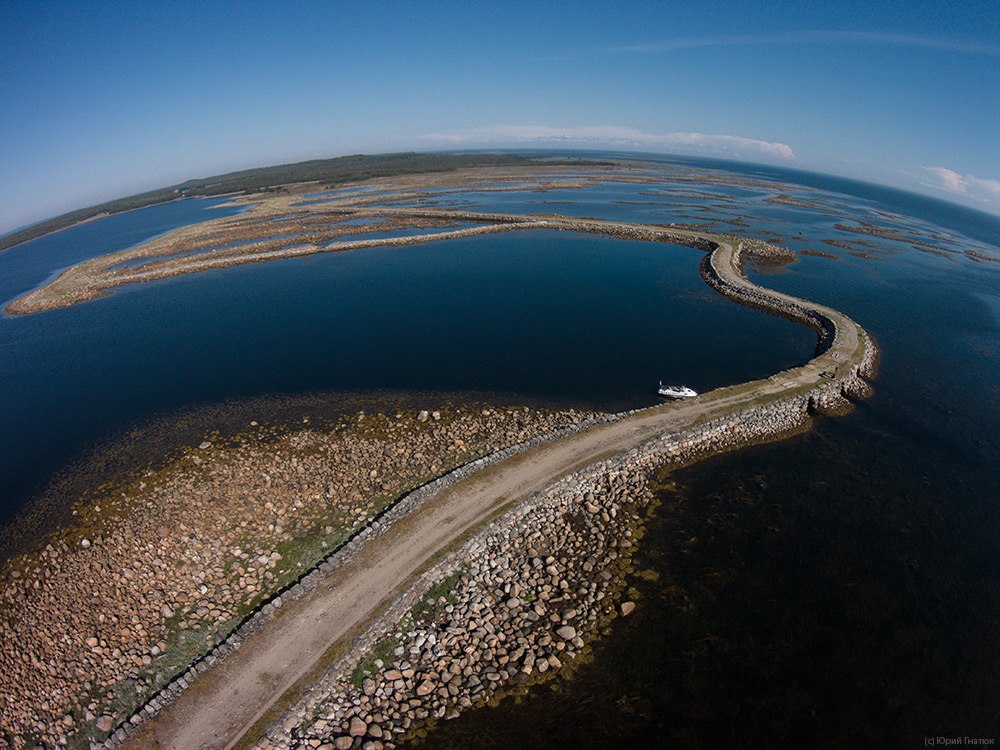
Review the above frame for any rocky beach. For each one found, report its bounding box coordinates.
[109,233,871,749]
[0,405,599,748]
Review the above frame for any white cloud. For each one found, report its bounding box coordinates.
[923,166,1000,207]
[422,124,795,161]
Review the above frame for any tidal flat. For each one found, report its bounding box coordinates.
[10,162,996,317]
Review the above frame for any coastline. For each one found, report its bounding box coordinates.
[241,242,876,750]
[0,164,744,317]
[0,389,575,568]
[10,162,991,317]
[271,366,870,750]
[0,194,244,255]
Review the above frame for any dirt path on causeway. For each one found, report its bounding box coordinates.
[128,389,774,749]
[124,236,868,749]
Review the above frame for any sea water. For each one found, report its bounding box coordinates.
[0,204,811,534]
[1,155,998,744]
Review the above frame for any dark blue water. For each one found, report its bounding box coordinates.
[517,149,1000,250]
[389,176,997,266]
[368,182,671,223]
[0,198,244,306]
[0,220,813,536]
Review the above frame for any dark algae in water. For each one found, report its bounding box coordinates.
[407,157,1000,746]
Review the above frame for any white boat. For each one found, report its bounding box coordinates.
[658,381,698,399]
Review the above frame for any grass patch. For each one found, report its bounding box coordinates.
[66,620,214,749]
[27,409,594,748]
[271,524,350,583]
[412,567,466,621]
[349,635,401,687]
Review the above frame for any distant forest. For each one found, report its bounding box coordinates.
[0,152,599,252]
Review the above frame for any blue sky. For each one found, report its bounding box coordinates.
[1,0,998,232]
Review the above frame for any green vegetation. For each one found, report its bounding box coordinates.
[412,567,467,620]
[0,152,605,252]
[350,635,402,687]
[347,567,466,688]
[66,620,218,749]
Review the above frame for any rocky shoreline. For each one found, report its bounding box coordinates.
[256,342,876,750]
[3,174,743,318]
[236,237,878,750]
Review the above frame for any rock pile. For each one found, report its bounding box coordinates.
[700,239,838,351]
[260,457,655,750]
[0,405,595,749]
[0,214,879,750]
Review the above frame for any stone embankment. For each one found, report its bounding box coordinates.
[240,237,876,749]
[701,237,836,350]
[2,196,804,318]
[0,406,599,749]
[3,220,545,316]
[258,350,876,750]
